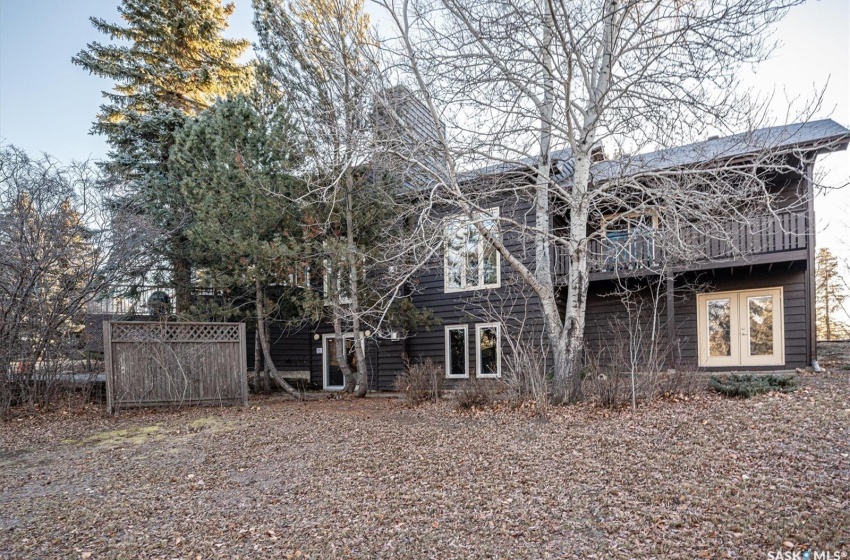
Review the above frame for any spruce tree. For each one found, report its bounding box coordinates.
[815,247,850,341]
[73,0,252,312]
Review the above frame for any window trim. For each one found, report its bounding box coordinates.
[475,323,502,378]
[601,209,660,233]
[444,324,469,379]
[443,208,501,293]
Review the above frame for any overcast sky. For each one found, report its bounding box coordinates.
[1,0,848,255]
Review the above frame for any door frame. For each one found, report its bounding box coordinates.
[696,287,784,368]
[321,333,365,391]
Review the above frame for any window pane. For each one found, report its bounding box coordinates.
[707,298,732,357]
[446,221,465,288]
[466,224,479,287]
[748,296,774,356]
[479,326,498,375]
[448,328,466,376]
[482,243,498,284]
[481,217,498,285]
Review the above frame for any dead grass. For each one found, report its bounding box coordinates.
[1,375,848,559]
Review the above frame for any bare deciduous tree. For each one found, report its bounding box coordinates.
[374,0,836,402]
[0,146,144,415]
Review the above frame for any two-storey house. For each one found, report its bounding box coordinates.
[292,118,849,390]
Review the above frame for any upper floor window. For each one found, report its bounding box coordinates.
[323,260,352,305]
[602,210,658,240]
[444,208,500,292]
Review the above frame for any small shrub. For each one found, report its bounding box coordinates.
[585,369,621,408]
[709,373,797,398]
[455,377,503,409]
[394,358,444,405]
[502,340,550,413]
[659,363,705,397]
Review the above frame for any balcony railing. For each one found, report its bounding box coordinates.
[553,210,808,279]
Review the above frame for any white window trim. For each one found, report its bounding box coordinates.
[475,323,502,378]
[444,324,469,378]
[321,333,365,391]
[444,208,501,293]
[601,209,660,233]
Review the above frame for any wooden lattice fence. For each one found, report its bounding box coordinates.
[104,321,247,412]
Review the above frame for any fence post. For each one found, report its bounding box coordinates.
[103,321,114,414]
[239,323,248,407]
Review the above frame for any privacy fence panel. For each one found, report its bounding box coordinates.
[104,321,247,412]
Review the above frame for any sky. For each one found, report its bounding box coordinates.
[0,0,848,252]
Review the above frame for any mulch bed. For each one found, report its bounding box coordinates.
[1,375,848,559]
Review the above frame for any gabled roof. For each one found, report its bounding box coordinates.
[404,118,849,192]
[591,119,850,181]
[458,147,575,184]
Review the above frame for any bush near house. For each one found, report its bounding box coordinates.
[709,373,798,398]
[393,358,445,404]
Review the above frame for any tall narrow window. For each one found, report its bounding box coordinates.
[444,325,468,378]
[444,209,500,292]
[476,323,501,378]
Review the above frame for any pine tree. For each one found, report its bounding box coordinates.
[171,94,311,396]
[73,0,252,312]
[815,247,850,341]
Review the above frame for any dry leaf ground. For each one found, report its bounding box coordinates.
[1,373,848,559]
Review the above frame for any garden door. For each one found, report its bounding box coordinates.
[696,288,784,368]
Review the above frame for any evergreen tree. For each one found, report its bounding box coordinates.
[815,247,850,341]
[72,0,252,312]
[171,94,311,396]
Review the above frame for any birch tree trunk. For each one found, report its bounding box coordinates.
[344,178,370,397]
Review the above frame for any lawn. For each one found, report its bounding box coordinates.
[1,375,848,559]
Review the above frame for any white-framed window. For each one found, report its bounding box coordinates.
[323,260,352,305]
[475,323,501,378]
[444,208,500,292]
[444,325,469,378]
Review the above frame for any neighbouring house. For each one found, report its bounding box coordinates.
[85,100,850,390]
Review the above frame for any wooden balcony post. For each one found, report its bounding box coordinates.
[666,273,675,367]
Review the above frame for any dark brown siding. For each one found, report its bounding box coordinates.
[302,323,405,391]
[405,194,549,381]
[584,261,811,371]
[246,326,312,376]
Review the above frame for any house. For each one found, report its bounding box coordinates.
[295,116,850,390]
[85,109,850,390]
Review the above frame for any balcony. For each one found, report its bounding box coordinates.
[553,210,809,282]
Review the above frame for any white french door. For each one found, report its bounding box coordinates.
[696,288,784,367]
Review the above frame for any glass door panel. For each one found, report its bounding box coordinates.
[700,296,739,367]
[740,290,783,366]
